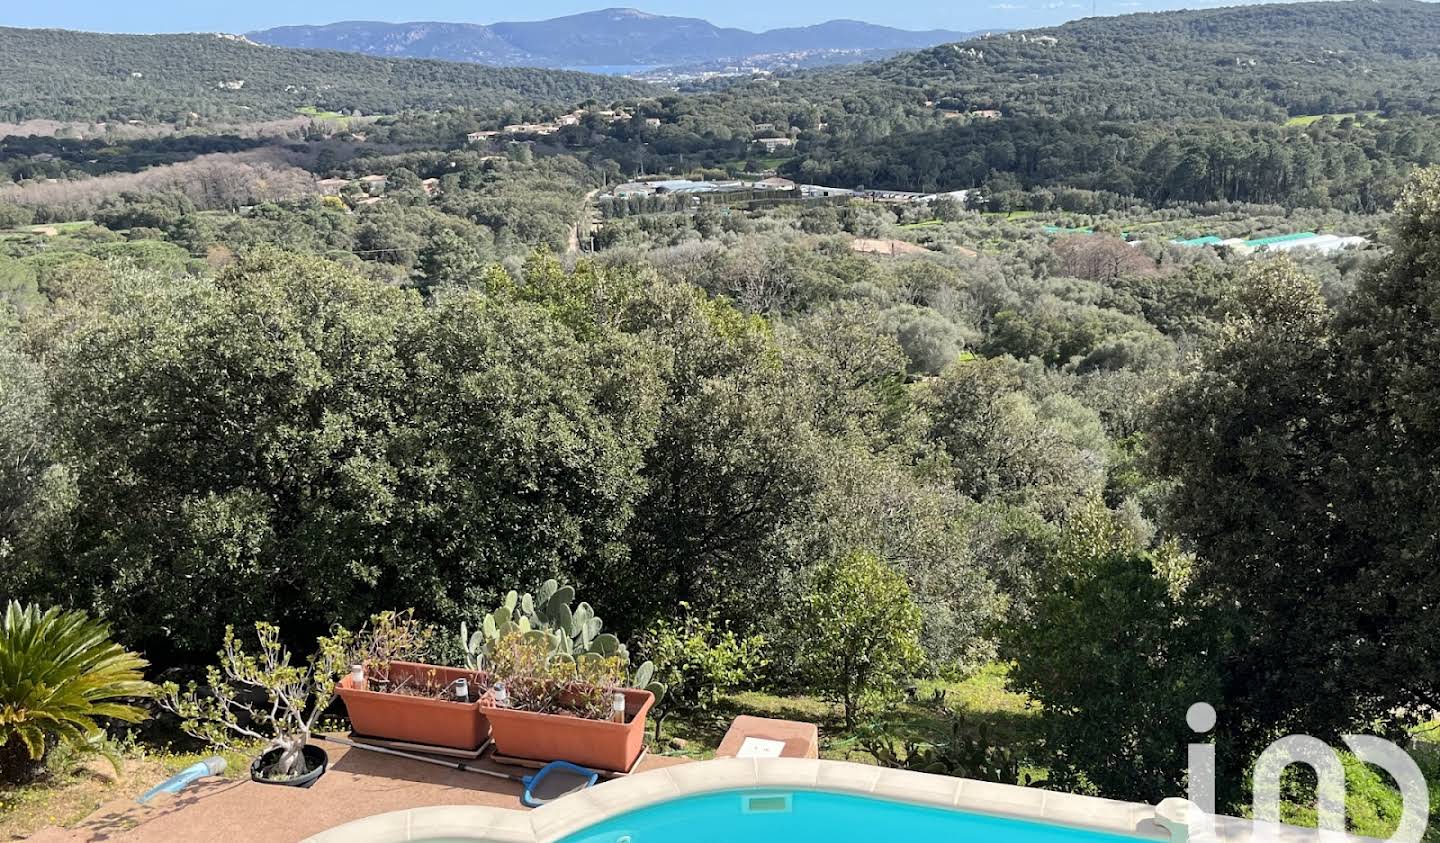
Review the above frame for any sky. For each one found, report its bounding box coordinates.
[0,0,1345,35]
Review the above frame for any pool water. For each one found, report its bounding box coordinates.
[556,789,1145,843]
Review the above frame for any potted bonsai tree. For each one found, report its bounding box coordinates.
[334,610,490,751]
[461,580,666,773]
[160,622,349,786]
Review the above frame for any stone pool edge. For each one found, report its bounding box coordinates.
[300,757,1380,843]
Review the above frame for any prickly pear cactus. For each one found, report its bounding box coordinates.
[459,579,658,702]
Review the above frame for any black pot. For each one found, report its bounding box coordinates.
[250,744,328,787]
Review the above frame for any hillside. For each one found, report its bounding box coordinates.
[248,8,973,69]
[811,0,1440,121]
[768,0,1440,203]
[0,27,657,124]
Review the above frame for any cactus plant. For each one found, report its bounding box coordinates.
[460,580,667,702]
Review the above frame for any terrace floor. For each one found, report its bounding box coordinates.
[27,739,689,843]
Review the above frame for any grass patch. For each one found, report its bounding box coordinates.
[650,663,1036,764]
[900,219,945,229]
[297,106,347,120]
[42,221,96,233]
[1285,112,1381,127]
[0,221,95,243]
[981,210,1037,220]
[1263,744,1440,843]
[0,742,256,840]
[717,155,793,176]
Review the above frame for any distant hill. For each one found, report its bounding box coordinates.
[780,0,1440,195]
[248,8,976,69]
[811,0,1440,121]
[0,27,657,124]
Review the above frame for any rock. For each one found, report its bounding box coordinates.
[668,737,689,750]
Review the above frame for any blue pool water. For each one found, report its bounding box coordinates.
[556,789,1143,843]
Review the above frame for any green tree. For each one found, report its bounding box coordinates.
[925,356,1105,516]
[0,334,63,578]
[1326,167,1440,727]
[796,551,925,729]
[26,251,661,658]
[880,304,970,375]
[417,228,486,288]
[355,210,423,267]
[1003,502,1219,803]
[797,444,1004,670]
[0,255,43,315]
[0,203,33,229]
[612,280,825,633]
[636,610,766,740]
[1148,258,1345,790]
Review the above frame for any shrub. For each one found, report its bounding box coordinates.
[635,609,766,739]
[0,601,153,784]
[160,622,351,780]
[484,630,627,721]
[348,608,433,684]
[461,581,667,718]
[1002,503,1219,803]
[796,552,925,729]
[861,713,1031,786]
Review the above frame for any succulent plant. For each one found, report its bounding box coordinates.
[460,580,666,701]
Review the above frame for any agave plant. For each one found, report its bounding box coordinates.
[0,601,154,784]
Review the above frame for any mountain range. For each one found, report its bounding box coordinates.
[247,8,977,70]
[0,26,656,124]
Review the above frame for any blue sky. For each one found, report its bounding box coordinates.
[1,0,1344,34]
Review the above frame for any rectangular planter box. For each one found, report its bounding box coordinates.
[482,686,654,773]
[335,661,491,751]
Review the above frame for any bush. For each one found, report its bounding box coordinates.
[861,713,1031,785]
[1002,503,1219,803]
[0,203,34,229]
[160,622,351,779]
[880,304,972,375]
[25,253,661,659]
[635,609,766,739]
[0,601,153,784]
[796,552,925,729]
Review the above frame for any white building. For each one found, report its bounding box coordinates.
[801,184,854,198]
[612,182,658,198]
[756,137,796,153]
[1262,234,1368,254]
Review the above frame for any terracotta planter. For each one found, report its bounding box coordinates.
[482,686,654,773]
[335,661,491,750]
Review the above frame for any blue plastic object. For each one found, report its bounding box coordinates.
[521,760,600,807]
[136,756,227,804]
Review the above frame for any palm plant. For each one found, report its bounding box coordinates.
[0,601,153,784]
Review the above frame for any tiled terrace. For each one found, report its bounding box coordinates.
[26,739,688,843]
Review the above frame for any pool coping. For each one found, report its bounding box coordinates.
[299,757,1381,843]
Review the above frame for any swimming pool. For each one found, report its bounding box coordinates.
[555,788,1149,843]
[301,757,1257,843]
